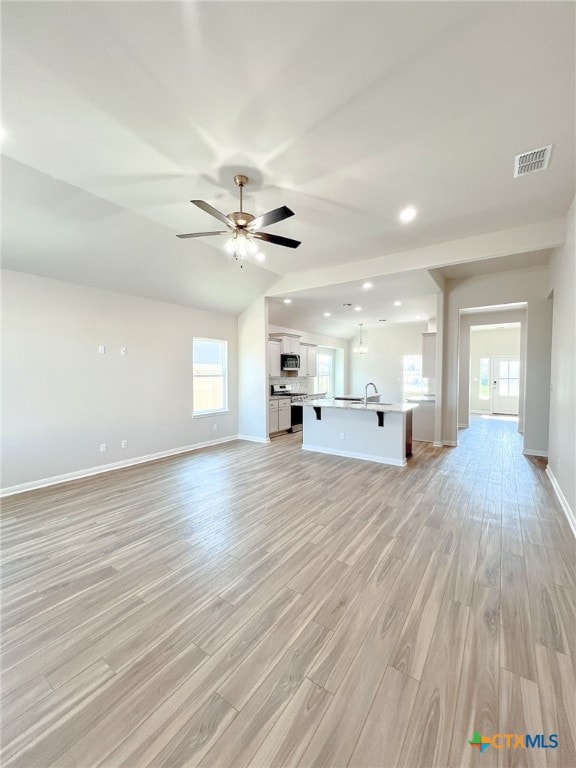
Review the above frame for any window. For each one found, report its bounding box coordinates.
[479,358,490,400]
[193,338,228,415]
[402,354,426,399]
[315,348,335,396]
[498,359,520,397]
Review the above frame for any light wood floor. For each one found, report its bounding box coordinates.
[1,417,575,768]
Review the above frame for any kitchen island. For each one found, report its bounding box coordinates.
[302,398,418,466]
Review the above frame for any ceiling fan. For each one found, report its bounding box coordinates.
[177,174,301,261]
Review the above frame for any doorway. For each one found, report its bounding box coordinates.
[469,321,522,420]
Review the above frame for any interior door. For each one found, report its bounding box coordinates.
[491,356,520,414]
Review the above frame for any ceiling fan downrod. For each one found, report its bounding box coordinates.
[234,174,248,213]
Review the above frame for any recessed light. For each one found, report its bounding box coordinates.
[354,306,362,311]
[324,312,331,317]
[283,299,292,304]
[393,301,402,307]
[363,282,373,290]
[399,206,417,224]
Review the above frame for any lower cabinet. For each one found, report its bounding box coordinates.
[269,398,291,435]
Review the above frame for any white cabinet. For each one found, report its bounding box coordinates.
[269,398,291,434]
[410,399,435,441]
[299,343,317,377]
[422,333,437,379]
[278,399,291,430]
[306,345,317,377]
[284,337,301,355]
[268,339,281,377]
[269,333,301,355]
[269,399,279,433]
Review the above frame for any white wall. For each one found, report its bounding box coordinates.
[350,322,428,401]
[548,197,576,518]
[1,270,238,492]
[443,266,552,453]
[469,326,522,413]
[238,296,268,441]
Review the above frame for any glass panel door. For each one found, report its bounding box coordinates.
[491,356,520,414]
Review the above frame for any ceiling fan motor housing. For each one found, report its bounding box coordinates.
[228,211,255,229]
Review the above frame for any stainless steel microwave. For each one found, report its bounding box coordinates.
[281,354,300,370]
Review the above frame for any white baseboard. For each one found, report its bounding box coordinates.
[237,435,270,444]
[302,444,406,467]
[443,440,458,447]
[545,466,576,539]
[0,435,239,497]
[458,422,469,429]
[522,448,548,458]
[433,441,445,448]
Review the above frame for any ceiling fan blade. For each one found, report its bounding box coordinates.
[176,231,228,239]
[253,231,301,249]
[250,206,294,230]
[191,200,235,228]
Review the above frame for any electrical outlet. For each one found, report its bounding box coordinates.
[99,443,107,453]
[120,346,127,356]
[339,432,345,440]
[213,423,218,431]
[121,440,128,449]
[98,345,106,355]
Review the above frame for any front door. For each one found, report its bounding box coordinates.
[491,356,520,414]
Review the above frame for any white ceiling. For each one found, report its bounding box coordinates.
[1,2,574,327]
[269,269,439,338]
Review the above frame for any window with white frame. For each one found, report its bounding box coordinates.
[315,348,335,396]
[479,357,490,400]
[192,338,228,415]
[402,354,427,399]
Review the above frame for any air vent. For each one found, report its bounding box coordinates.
[514,145,552,177]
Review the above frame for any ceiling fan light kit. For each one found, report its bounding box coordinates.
[177,174,301,263]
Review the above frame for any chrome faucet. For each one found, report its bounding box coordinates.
[364,382,378,405]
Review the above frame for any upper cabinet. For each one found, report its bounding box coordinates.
[269,333,301,356]
[422,332,437,379]
[268,338,281,377]
[299,343,317,377]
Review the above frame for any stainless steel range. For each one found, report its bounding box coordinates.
[289,394,309,432]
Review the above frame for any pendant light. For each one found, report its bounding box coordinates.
[353,323,368,355]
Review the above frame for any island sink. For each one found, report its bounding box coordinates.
[334,394,392,405]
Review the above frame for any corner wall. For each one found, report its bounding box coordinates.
[547,197,576,519]
[238,296,268,441]
[0,270,239,493]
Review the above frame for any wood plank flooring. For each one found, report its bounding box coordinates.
[1,416,575,767]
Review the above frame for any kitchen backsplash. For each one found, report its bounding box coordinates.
[269,376,310,394]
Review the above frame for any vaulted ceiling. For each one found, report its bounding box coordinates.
[2,2,574,329]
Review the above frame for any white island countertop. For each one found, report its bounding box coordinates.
[303,398,418,413]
